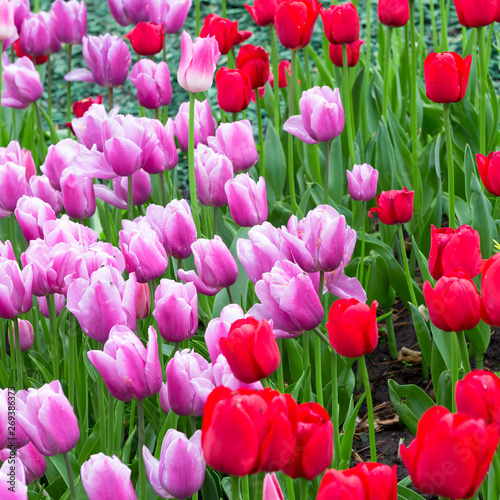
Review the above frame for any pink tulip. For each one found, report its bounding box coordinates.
[129,59,172,109]
[0,441,46,484]
[150,0,192,33]
[0,162,31,217]
[13,0,29,33]
[29,175,63,214]
[42,214,98,247]
[0,239,16,261]
[20,12,61,56]
[0,141,36,178]
[0,0,16,40]
[71,103,118,151]
[0,388,29,450]
[107,0,150,26]
[0,260,32,319]
[140,117,178,174]
[50,0,87,45]
[177,30,220,93]
[0,458,27,498]
[87,325,162,401]
[263,473,284,500]
[72,241,125,281]
[8,318,34,351]
[36,294,65,318]
[2,57,43,109]
[205,304,245,361]
[136,282,150,319]
[60,168,96,219]
[347,163,379,202]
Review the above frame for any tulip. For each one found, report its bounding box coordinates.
[275,0,320,49]
[0,458,27,498]
[454,0,497,27]
[220,317,280,383]
[143,430,205,499]
[0,260,32,319]
[14,195,56,242]
[194,144,233,207]
[88,325,162,401]
[129,59,172,109]
[263,473,284,500]
[346,163,379,201]
[71,242,125,281]
[81,453,137,500]
[160,349,214,416]
[326,298,379,358]
[476,150,500,196]
[136,282,150,319]
[0,388,29,450]
[140,118,177,173]
[17,380,79,456]
[317,463,397,499]
[8,318,34,352]
[215,67,252,113]
[2,57,43,109]
[13,0,29,33]
[71,103,118,151]
[284,86,345,145]
[236,44,270,90]
[66,95,102,133]
[43,214,98,247]
[153,279,198,342]
[20,12,61,57]
[0,441,46,484]
[321,2,360,45]
[150,0,192,34]
[424,52,472,103]
[107,0,150,26]
[0,0,16,40]
[29,175,63,214]
[368,187,414,225]
[67,267,137,343]
[50,0,87,45]
[211,354,263,391]
[423,269,481,332]
[329,39,364,67]
[37,294,65,319]
[270,60,292,88]
[401,406,499,498]
[95,169,152,209]
[65,34,131,88]
[283,402,333,480]
[244,0,277,26]
[207,120,258,173]
[177,235,238,295]
[0,239,15,261]
[125,22,164,56]
[119,219,169,283]
[13,37,48,64]
[60,168,96,220]
[428,224,481,280]
[202,387,298,475]
[199,14,239,55]
[480,253,500,327]
[177,30,220,93]
[456,369,500,433]
[225,173,268,227]
[250,260,324,337]
[378,0,409,27]
[174,99,217,153]
[145,200,198,259]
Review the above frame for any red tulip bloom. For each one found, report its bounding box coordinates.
[200,14,250,55]
[124,22,164,56]
[274,0,321,50]
[320,3,360,45]
[245,0,278,26]
[282,402,333,480]
[476,151,500,196]
[329,39,365,67]
[216,67,252,113]
[400,406,499,499]
[424,52,472,103]
[201,387,298,476]
[66,95,103,134]
[453,0,497,27]
[270,60,293,88]
[480,253,500,327]
[236,44,270,90]
[368,187,414,225]
[428,224,482,280]
[326,298,379,358]
[378,0,410,27]
[423,269,481,332]
[13,38,47,65]
[220,317,280,383]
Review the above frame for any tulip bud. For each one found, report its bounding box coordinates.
[15,195,57,242]
[135,282,150,319]
[0,441,46,484]
[216,67,253,113]
[236,44,270,90]
[320,3,360,45]
[244,0,277,26]
[0,260,32,319]
[347,163,379,201]
[129,59,172,109]
[329,39,365,67]
[263,473,284,500]
[2,57,43,109]
[60,168,96,220]
[20,12,61,57]
[476,151,500,196]
[378,0,410,27]
[125,22,164,56]
[270,60,292,89]
[8,319,34,352]
[453,0,497,27]
[50,0,87,45]
[199,14,239,55]
[368,187,414,225]
[275,0,320,49]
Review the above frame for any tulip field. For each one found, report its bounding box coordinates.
[2,0,500,498]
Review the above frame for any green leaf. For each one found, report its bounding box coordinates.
[264,121,286,199]
[470,174,496,256]
[397,484,426,500]
[339,394,366,468]
[409,304,432,366]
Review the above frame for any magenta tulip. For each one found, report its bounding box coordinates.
[50,0,86,45]
[0,0,16,40]
[129,59,172,109]
[0,441,46,484]
[2,57,43,109]
[0,260,32,319]
[150,0,192,33]
[347,163,379,202]
[15,195,57,242]
[60,168,96,219]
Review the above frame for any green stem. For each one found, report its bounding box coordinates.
[137,399,147,500]
[288,50,297,214]
[382,27,393,118]
[270,26,281,133]
[300,478,308,500]
[68,314,76,408]
[226,286,234,304]
[0,320,6,375]
[108,87,113,111]
[63,453,76,500]
[232,476,241,500]
[494,452,500,491]
[439,0,449,50]
[277,338,285,393]
[324,141,330,204]
[107,390,114,455]
[48,294,59,379]
[47,56,52,119]
[331,350,341,468]
[188,93,201,234]
[213,206,218,237]
[160,172,167,206]
[303,330,310,401]
[221,0,226,17]
[477,27,486,154]
[34,101,45,157]
[303,47,311,88]
[443,103,455,229]
[242,475,250,500]
[255,89,265,180]
[366,0,371,69]
[66,45,72,138]
[13,319,23,388]
[451,333,458,412]
[358,355,377,462]
[457,331,471,373]
[195,0,200,34]
[98,376,106,452]
[385,307,398,359]
[128,175,133,220]
[429,0,438,49]
[342,44,355,166]
[359,201,366,286]
[285,476,296,500]
[397,224,418,306]
[315,273,324,407]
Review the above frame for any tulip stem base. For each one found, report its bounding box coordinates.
[331,350,341,469]
[451,333,458,412]
[443,103,455,229]
[302,331,310,402]
[342,45,355,167]
[63,453,76,500]
[457,331,471,373]
[382,27,393,119]
[277,338,285,393]
[34,101,45,158]
[255,90,265,181]
[47,56,53,119]
[232,475,240,500]
[188,93,201,235]
[366,0,371,70]
[285,476,296,500]
[270,26,281,133]
[358,355,377,462]
[359,201,366,286]
[242,475,250,500]
[13,319,23,389]
[300,478,308,500]
[477,26,486,154]
[137,399,147,500]
[107,390,114,455]
[439,0,449,51]
[288,50,297,214]
[397,224,418,307]
[213,206,218,237]
[385,308,398,359]
[48,293,59,379]
[324,141,330,204]
[195,0,200,34]
[226,286,234,304]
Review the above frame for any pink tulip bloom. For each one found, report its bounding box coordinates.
[0,389,29,450]
[0,162,32,217]
[42,214,98,247]
[347,163,379,202]
[29,175,63,214]
[0,0,16,40]
[0,458,27,498]
[136,282,150,319]
[72,242,125,281]
[60,168,96,220]
[211,354,263,391]
[20,12,61,56]
[36,294,65,319]
[140,117,178,174]
[129,60,172,109]
[0,441,46,484]
[2,57,43,109]
[13,0,29,33]
[107,0,150,26]
[263,473,284,500]
[7,318,34,351]
[0,239,16,261]
[87,325,162,401]
[177,30,220,93]
[0,260,32,319]
[50,0,86,45]
[150,0,192,33]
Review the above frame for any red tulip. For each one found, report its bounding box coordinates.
[124,22,164,56]
[13,38,47,65]
[282,402,333,480]
[456,369,500,433]
[377,0,409,27]
[215,67,252,113]
[328,39,365,67]
[428,224,482,280]
[236,44,270,90]
[66,95,102,134]
[326,298,379,358]
[220,317,280,383]
[317,462,398,500]
[274,0,320,50]
[245,0,278,26]
[453,0,497,27]
[476,151,500,196]
[270,60,292,88]
[201,387,298,476]
[320,3,360,45]
[424,52,472,103]
[480,253,500,327]
[199,14,250,55]
[368,187,414,225]
[423,269,481,332]
[400,406,499,499]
